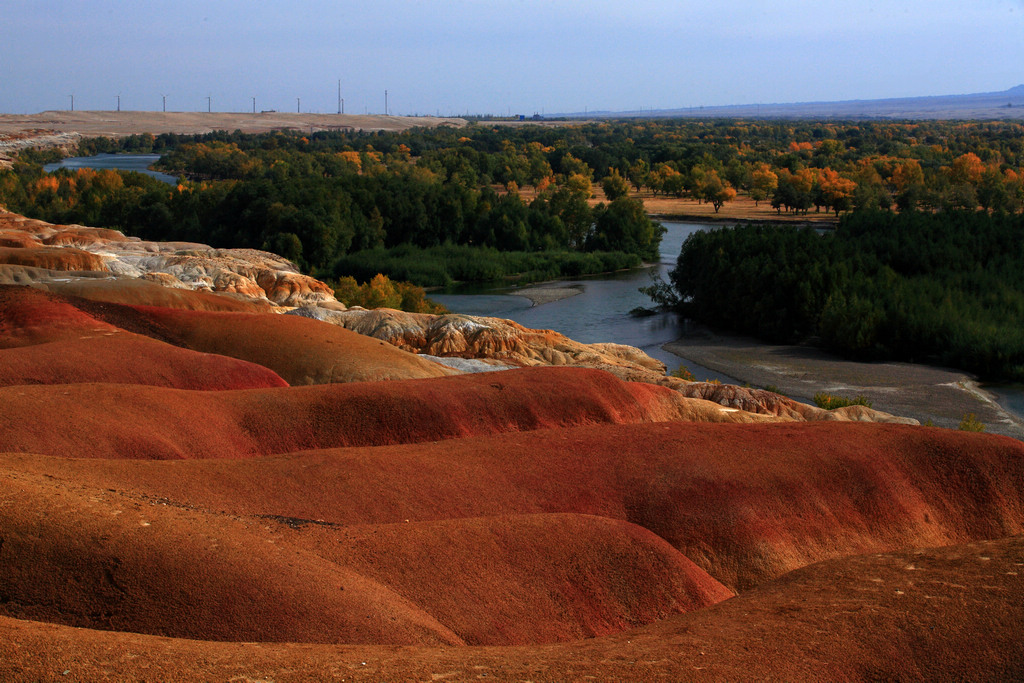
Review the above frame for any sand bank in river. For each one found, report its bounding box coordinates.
[664,326,1024,440]
[511,286,583,306]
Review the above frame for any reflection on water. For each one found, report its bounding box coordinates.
[44,153,178,185]
[431,222,740,383]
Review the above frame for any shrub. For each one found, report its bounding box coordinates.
[669,365,695,382]
[958,413,986,432]
[330,274,447,313]
[813,392,873,410]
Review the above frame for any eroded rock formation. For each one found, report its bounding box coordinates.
[0,208,334,306]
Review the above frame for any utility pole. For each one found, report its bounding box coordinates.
[117,94,121,112]
[297,97,301,113]
[206,96,211,113]
[161,94,167,113]
[252,97,256,114]
[341,98,345,115]
[68,94,74,111]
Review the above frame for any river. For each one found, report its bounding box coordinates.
[44,153,178,185]
[430,221,740,383]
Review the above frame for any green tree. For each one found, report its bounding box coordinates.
[588,197,662,261]
[601,169,630,200]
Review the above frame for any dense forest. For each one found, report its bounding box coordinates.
[665,211,1024,382]
[0,125,668,286]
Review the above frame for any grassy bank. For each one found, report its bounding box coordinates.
[331,244,642,288]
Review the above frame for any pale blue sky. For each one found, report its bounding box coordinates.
[2,0,1023,115]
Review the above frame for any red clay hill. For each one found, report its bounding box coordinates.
[0,208,1022,680]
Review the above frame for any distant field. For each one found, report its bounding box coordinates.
[0,110,467,137]
[514,185,837,225]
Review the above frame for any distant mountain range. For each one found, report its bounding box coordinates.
[563,85,1024,121]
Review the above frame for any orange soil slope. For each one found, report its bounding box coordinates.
[0,367,695,459]
[294,513,733,645]
[13,421,1022,593]
[0,335,289,390]
[0,469,462,646]
[0,285,287,389]
[0,284,451,385]
[0,284,118,347]
[0,284,453,384]
[0,464,730,647]
[126,304,457,385]
[1,535,1021,682]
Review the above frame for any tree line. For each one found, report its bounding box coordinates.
[0,127,665,284]
[663,210,1024,382]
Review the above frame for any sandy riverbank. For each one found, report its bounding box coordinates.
[664,325,1024,440]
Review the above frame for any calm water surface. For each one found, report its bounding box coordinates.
[431,222,738,382]
[988,385,1024,420]
[44,153,177,185]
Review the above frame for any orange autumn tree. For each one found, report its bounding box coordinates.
[891,159,924,192]
[817,168,857,215]
[337,151,362,172]
[948,152,985,185]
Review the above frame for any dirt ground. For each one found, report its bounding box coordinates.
[0,110,466,138]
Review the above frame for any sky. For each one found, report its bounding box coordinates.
[2,0,1024,116]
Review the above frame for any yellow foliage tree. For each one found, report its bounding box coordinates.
[362,273,402,310]
[565,172,593,199]
[749,163,778,206]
